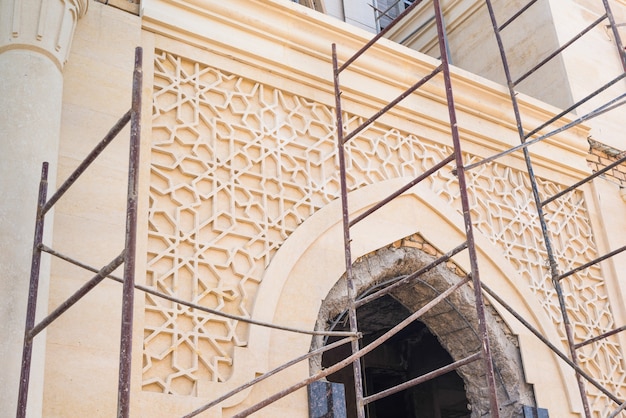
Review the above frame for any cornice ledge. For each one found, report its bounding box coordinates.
[142,0,592,181]
[385,0,483,51]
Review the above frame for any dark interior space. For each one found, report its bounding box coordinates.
[322,295,470,418]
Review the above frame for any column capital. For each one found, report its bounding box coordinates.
[0,0,88,70]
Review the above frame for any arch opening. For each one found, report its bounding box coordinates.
[323,294,471,418]
[311,241,537,417]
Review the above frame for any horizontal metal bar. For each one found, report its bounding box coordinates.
[181,336,357,418]
[354,242,468,308]
[40,245,357,338]
[463,90,626,172]
[28,250,126,339]
[513,14,606,86]
[350,153,455,227]
[231,276,471,418]
[117,46,143,418]
[343,65,443,143]
[575,324,626,349]
[542,152,626,206]
[338,0,424,73]
[373,0,406,22]
[558,244,626,281]
[364,351,481,405]
[42,109,132,215]
[481,283,624,406]
[498,0,538,31]
[524,72,626,141]
[325,273,482,350]
[609,400,626,418]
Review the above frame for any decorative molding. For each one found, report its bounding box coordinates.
[384,0,484,53]
[0,0,88,69]
[140,0,625,413]
[141,0,591,183]
[143,48,625,414]
[253,181,581,416]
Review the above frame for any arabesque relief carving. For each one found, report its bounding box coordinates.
[145,50,624,413]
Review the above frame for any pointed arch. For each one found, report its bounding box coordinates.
[233,178,580,417]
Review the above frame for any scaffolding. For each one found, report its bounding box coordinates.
[16,47,144,418]
[181,0,626,415]
[16,0,626,417]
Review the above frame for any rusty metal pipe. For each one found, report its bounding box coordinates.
[333,43,366,418]
[543,151,626,206]
[463,90,626,172]
[181,336,357,418]
[16,163,49,418]
[338,0,424,73]
[524,73,626,140]
[350,153,454,227]
[513,14,607,86]
[363,351,481,405]
[435,0,500,414]
[558,244,626,281]
[39,244,358,337]
[343,65,442,143]
[116,46,143,418]
[482,0,593,412]
[601,0,626,71]
[575,324,626,350]
[482,283,623,406]
[28,252,126,339]
[498,0,538,31]
[354,241,467,309]
[41,110,131,216]
[230,277,470,418]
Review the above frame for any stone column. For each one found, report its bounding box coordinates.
[0,0,87,415]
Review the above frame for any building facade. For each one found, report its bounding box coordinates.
[1,0,626,417]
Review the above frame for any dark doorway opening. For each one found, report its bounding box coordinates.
[322,294,470,418]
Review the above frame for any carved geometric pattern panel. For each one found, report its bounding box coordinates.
[456,160,626,415]
[145,49,624,412]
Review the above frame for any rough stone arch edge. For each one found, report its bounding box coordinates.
[226,178,580,415]
[311,241,535,417]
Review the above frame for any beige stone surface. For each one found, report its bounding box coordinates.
[253,180,581,416]
[40,2,142,416]
[133,0,626,416]
[0,0,86,406]
[1,0,621,416]
[549,0,626,151]
[0,0,88,69]
[388,0,626,151]
[0,50,62,417]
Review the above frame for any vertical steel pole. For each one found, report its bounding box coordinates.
[433,0,500,415]
[601,0,626,72]
[482,1,591,416]
[16,163,49,418]
[116,46,142,418]
[332,44,366,418]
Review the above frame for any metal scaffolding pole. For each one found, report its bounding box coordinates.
[180,0,626,414]
[19,1,626,416]
[16,47,144,418]
[475,0,626,415]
